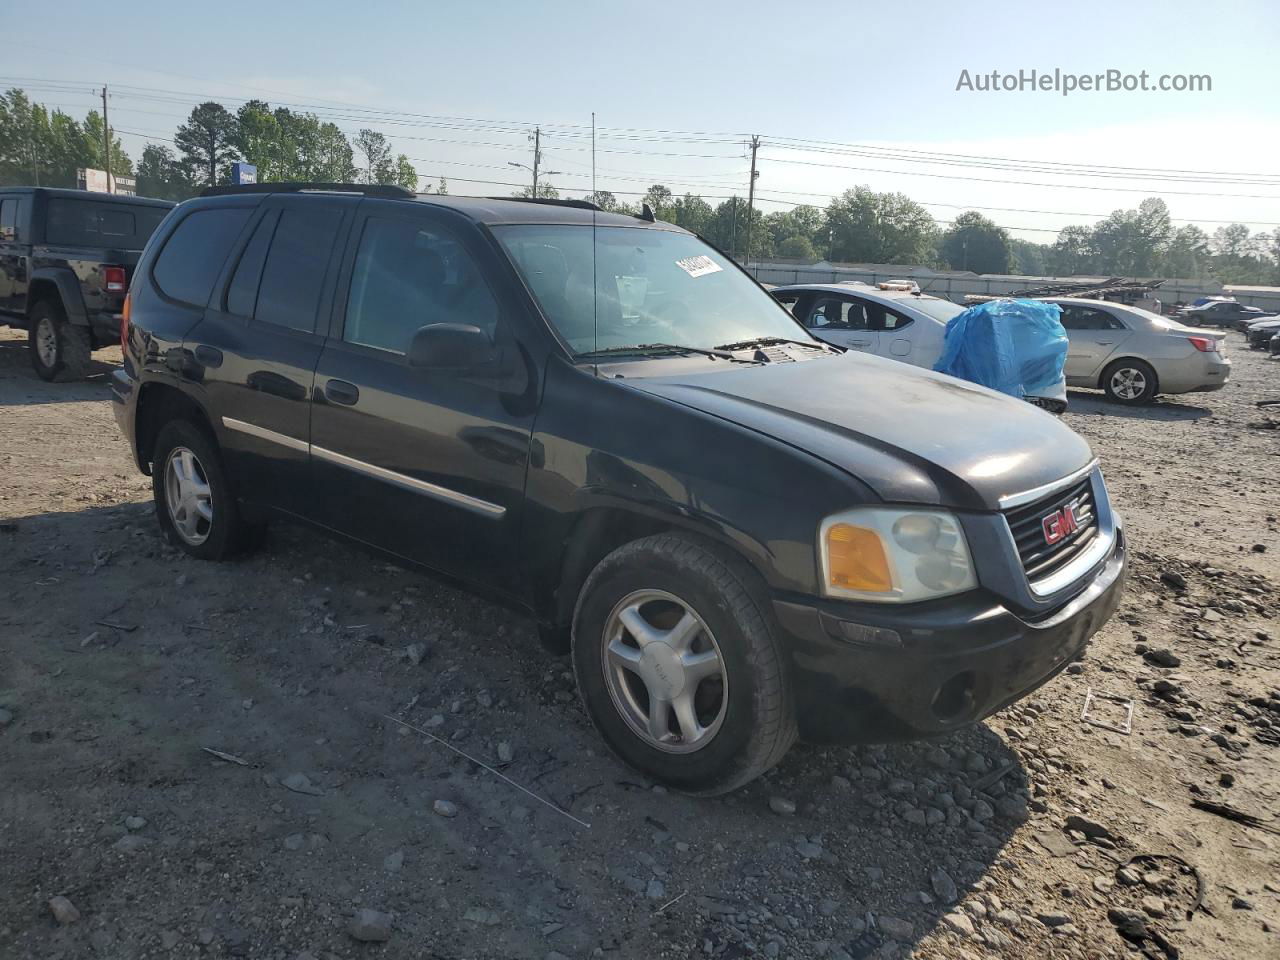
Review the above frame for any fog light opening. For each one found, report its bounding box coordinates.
[931,671,976,722]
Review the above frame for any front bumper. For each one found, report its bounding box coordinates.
[773,528,1127,743]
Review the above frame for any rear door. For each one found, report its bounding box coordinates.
[1058,304,1132,381]
[191,194,356,518]
[801,294,881,353]
[308,200,536,590]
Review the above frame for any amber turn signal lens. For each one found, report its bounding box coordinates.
[826,523,893,593]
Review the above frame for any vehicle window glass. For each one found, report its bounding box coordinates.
[152,207,252,307]
[45,198,168,249]
[225,210,279,318]
[810,297,868,330]
[255,206,343,334]
[773,294,799,315]
[344,215,499,354]
[495,224,813,355]
[1060,306,1112,331]
[0,199,14,241]
[881,308,914,331]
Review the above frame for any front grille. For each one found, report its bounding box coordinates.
[1004,475,1098,583]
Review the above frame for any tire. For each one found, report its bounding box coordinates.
[28,299,92,382]
[152,419,264,561]
[571,533,796,795]
[1101,358,1158,405]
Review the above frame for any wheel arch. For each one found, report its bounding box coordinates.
[134,382,217,476]
[27,268,87,325]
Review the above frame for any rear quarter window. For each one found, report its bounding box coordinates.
[151,208,252,308]
[45,198,168,249]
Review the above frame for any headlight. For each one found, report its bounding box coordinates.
[818,507,977,602]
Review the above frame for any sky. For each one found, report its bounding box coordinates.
[4,0,1280,247]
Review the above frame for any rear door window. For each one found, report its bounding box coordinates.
[255,206,344,334]
[45,198,168,249]
[152,207,252,307]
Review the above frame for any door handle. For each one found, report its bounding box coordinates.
[324,379,360,406]
[850,340,872,347]
[1096,340,1114,345]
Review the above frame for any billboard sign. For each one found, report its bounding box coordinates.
[231,163,258,185]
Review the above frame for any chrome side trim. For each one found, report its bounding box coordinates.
[221,417,309,453]
[998,458,1099,510]
[310,445,506,518]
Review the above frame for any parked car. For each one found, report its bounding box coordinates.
[1039,298,1230,404]
[113,183,1126,794]
[1245,316,1280,350]
[1271,331,1280,356]
[1177,299,1275,331]
[0,187,174,380]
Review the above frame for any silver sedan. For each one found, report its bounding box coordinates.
[1040,298,1230,404]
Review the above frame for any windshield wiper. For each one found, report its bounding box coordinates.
[575,342,750,362]
[714,336,831,352]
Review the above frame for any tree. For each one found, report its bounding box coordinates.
[667,193,714,236]
[354,129,392,184]
[642,183,674,217]
[392,155,417,191]
[1048,224,1096,276]
[824,187,936,264]
[1211,223,1253,260]
[1162,225,1211,278]
[175,102,239,186]
[587,190,619,211]
[940,211,1012,273]
[777,234,817,260]
[516,182,560,199]
[422,176,449,195]
[136,144,194,200]
[1009,239,1048,275]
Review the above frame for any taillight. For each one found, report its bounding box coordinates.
[1188,336,1220,354]
[120,293,131,351]
[103,266,127,294]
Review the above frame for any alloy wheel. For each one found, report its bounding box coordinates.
[35,317,58,368]
[1110,367,1147,401]
[164,447,213,545]
[600,589,728,754]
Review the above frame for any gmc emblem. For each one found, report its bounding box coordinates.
[1042,503,1080,545]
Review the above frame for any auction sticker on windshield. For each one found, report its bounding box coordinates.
[675,254,723,278]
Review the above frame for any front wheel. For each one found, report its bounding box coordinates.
[572,533,796,795]
[1102,359,1158,404]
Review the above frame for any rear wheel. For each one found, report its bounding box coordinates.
[572,533,796,795]
[152,420,264,560]
[28,299,92,382]
[1102,359,1157,404]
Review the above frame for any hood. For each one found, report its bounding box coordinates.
[628,352,1094,511]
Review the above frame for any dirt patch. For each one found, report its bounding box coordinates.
[1,327,1277,959]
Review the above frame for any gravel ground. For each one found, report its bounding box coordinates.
[1,326,1277,960]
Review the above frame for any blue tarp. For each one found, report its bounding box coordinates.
[933,298,1068,399]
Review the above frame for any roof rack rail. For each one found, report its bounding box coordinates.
[484,196,601,212]
[200,182,415,199]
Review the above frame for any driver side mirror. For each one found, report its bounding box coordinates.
[408,323,495,371]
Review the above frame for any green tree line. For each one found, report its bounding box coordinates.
[3,87,1277,283]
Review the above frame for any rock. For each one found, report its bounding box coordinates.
[1117,867,1141,886]
[281,772,323,796]
[996,794,1028,820]
[1141,896,1167,918]
[925,746,951,769]
[931,868,958,903]
[497,741,514,763]
[646,878,666,900]
[819,898,838,917]
[384,850,404,872]
[1037,911,1071,928]
[463,907,500,925]
[1144,649,1182,668]
[124,816,147,831]
[47,896,80,924]
[1160,570,1187,590]
[971,799,994,822]
[1232,896,1254,910]
[348,908,392,941]
[0,707,12,727]
[283,833,305,851]
[112,834,150,854]
[995,909,1022,930]
[796,840,823,859]
[1066,662,1084,674]
[1063,814,1112,840]
[942,912,975,937]
[830,775,851,789]
[769,796,796,816]
[160,931,180,948]
[1108,908,1149,939]
[433,799,458,818]
[903,808,927,827]
[877,916,913,940]
[403,643,427,665]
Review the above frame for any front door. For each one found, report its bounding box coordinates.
[1058,304,1131,382]
[308,200,537,591]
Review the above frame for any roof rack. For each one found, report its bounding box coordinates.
[484,196,601,212]
[199,182,415,199]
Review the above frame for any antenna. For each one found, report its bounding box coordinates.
[591,111,598,371]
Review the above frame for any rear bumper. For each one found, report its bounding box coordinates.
[773,528,1127,743]
[1159,358,1230,394]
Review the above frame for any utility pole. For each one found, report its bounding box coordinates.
[509,126,560,199]
[100,85,113,193]
[743,135,760,266]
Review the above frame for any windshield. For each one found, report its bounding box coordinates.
[494,224,814,355]
[908,297,967,324]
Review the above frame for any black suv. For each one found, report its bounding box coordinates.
[113,184,1127,794]
[0,187,173,379]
